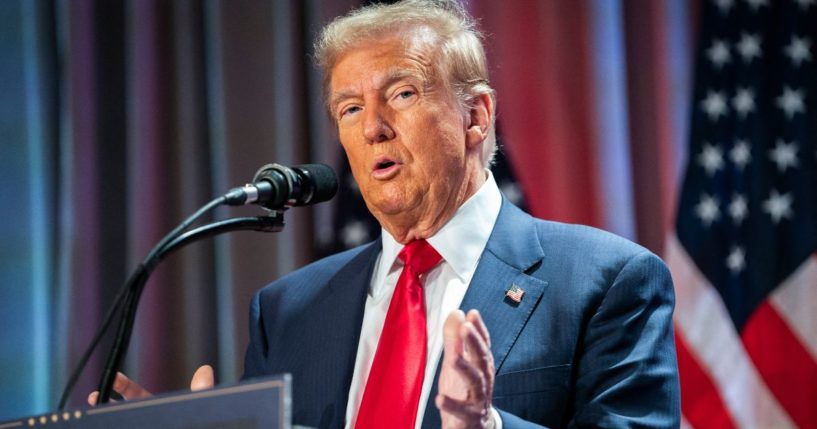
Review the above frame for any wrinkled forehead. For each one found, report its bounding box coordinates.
[325,26,446,97]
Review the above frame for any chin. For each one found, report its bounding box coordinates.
[363,185,415,213]
[367,192,422,219]
[370,199,409,216]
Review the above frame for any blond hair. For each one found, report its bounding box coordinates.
[315,0,497,166]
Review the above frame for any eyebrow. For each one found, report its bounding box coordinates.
[329,68,425,111]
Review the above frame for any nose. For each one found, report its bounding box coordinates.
[362,106,395,143]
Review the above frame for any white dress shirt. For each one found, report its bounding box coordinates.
[344,171,503,429]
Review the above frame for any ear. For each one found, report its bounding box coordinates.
[465,92,494,149]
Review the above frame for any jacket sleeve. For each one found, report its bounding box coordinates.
[498,251,680,429]
[568,251,680,428]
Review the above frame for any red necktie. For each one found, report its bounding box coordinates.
[355,239,442,428]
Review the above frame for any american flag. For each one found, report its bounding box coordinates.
[505,284,524,304]
[667,0,817,427]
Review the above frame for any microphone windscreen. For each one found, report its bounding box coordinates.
[297,163,339,205]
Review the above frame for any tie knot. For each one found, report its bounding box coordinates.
[398,239,441,275]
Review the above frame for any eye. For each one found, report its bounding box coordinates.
[391,87,418,107]
[397,90,416,99]
[339,105,362,119]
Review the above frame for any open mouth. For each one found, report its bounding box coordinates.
[375,160,396,170]
[371,156,401,179]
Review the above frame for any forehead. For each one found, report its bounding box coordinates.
[328,35,439,96]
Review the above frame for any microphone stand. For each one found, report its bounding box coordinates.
[94,214,284,404]
[57,191,285,408]
[58,162,338,409]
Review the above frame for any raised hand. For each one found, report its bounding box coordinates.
[436,310,496,429]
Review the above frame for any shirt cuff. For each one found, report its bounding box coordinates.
[490,406,503,429]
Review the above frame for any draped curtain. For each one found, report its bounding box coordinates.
[0,0,696,419]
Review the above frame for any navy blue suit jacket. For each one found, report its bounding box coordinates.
[243,199,681,428]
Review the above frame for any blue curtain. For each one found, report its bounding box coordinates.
[0,0,343,419]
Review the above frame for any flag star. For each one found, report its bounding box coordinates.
[499,182,524,206]
[784,36,812,67]
[736,33,762,62]
[768,139,799,172]
[698,143,725,176]
[794,0,815,10]
[341,220,370,247]
[707,39,732,69]
[763,190,793,223]
[713,0,735,14]
[728,193,748,224]
[730,140,752,170]
[702,90,729,121]
[775,87,805,119]
[695,194,721,227]
[726,246,746,274]
[743,0,768,9]
[732,88,755,118]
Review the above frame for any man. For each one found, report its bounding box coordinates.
[96,1,680,427]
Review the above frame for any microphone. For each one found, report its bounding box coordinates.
[225,163,338,210]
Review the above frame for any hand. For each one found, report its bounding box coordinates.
[436,310,496,429]
[87,364,215,405]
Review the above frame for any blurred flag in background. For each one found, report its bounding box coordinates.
[668,0,817,427]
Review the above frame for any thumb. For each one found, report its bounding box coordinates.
[190,365,215,391]
[442,310,466,363]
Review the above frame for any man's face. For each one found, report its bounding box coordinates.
[329,35,483,239]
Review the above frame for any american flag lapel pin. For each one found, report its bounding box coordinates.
[505,284,524,303]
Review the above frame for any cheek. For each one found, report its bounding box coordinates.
[339,136,365,170]
[416,119,465,166]
[345,149,365,171]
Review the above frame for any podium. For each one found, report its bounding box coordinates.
[0,375,290,429]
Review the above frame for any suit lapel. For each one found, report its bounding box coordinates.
[421,200,549,428]
[460,256,549,371]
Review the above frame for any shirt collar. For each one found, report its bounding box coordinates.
[373,170,503,296]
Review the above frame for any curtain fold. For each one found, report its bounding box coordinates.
[0,1,355,413]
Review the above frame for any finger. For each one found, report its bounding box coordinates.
[466,309,491,349]
[459,322,492,399]
[87,391,118,406]
[113,372,152,400]
[453,356,487,401]
[460,322,492,373]
[190,365,215,391]
[444,310,466,345]
[443,310,466,363]
[460,322,495,399]
[435,393,489,422]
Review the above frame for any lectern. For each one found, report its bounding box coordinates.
[0,375,290,429]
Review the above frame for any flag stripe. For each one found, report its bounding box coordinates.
[741,301,817,428]
[665,235,795,428]
[769,255,817,361]
[659,0,817,426]
[675,330,737,428]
